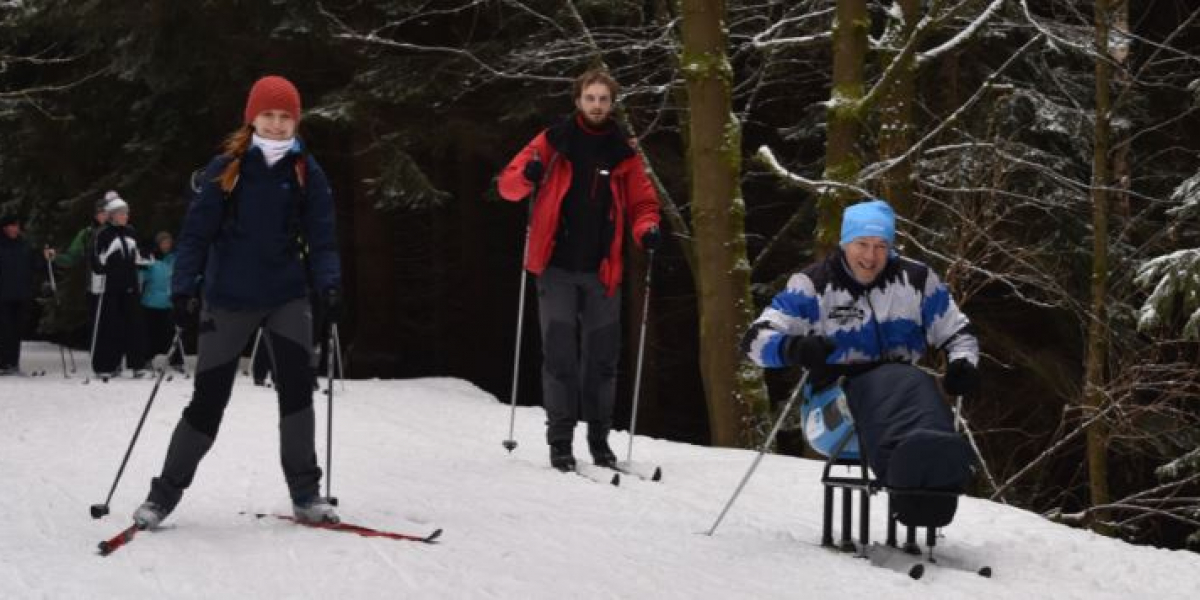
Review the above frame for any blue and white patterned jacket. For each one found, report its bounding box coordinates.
[743,249,978,372]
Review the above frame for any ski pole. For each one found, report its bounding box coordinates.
[952,394,1005,502]
[172,334,189,379]
[324,323,339,505]
[705,369,811,536]
[47,255,77,373]
[332,322,346,392]
[624,248,655,464]
[45,258,72,378]
[245,328,263,376]
[89,330,182,519]
[503,163,539,453]
[89,278,106,376]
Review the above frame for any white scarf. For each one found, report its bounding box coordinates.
[252,134,296,167]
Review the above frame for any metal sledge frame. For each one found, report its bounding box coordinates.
[819,426,962,562]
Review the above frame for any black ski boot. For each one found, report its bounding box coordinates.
[588,424,618,468]
[549,442,577,472]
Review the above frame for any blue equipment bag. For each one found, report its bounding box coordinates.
[801,382,859,460]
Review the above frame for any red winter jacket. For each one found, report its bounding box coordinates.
[498,118,661,296]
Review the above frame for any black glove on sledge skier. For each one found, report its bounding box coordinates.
[783,335,836,371]
[943,358,980,396]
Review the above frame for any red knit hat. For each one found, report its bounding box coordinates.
[243,75,302,124]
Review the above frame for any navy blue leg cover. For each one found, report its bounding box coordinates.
[844,364,974,527]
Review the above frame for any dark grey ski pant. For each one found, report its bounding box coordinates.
[536,267,621,445]
[145,297,322,512]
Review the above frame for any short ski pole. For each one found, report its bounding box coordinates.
[324,323,338,505]
[503,163,539,453]
[625,248,655,464]
[89,330,182,519]
[705,369,810,536]
[953,394,1005,502]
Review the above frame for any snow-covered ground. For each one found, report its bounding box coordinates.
[2,342,1197,600]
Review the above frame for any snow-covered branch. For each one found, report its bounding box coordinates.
[857,33,1046,186]
[756,145,872,198]
[917,0,1006,65]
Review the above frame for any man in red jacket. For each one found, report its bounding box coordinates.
[498,69,662,472]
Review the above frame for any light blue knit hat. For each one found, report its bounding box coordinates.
[839,199,895,246]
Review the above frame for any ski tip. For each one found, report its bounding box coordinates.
[978,566,993,578]
[908,564,925,580]
[424,528,444,543]
[97,541,112,555]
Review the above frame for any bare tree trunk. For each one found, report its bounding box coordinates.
[1083,0,1116,529]
[818,0,869,254]
[876,0,919,217]
[678,0,767,447]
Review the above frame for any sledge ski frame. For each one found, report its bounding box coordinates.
[819,422,964,562]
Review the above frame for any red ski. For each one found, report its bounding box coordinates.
[255,513,443,543]
[97,523,142,556]
[97,514,440,556]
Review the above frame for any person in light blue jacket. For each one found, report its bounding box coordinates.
[140,231,182,370]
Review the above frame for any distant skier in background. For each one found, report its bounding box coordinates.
[132,75,343,529]
[0,215,53,375]
[140,231,184,372]
[49,194,112,347]
[90,196,151,378]
[497,68,662,472]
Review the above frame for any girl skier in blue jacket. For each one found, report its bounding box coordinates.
[133,75,342,528]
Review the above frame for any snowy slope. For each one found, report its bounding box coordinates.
[1,342,1197,600]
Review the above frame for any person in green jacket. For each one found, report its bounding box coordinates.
[49,195,112,346]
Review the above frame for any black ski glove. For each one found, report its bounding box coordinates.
[783,335,837,371]
[322,288,343,324]
[522,159,545,184]
[641,227,661,251]
[171,294,199,329]
[943,358,980,397]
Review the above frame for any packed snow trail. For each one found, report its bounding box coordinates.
[1,342,1198,599]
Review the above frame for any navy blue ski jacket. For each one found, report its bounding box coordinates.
[173,143,341,310]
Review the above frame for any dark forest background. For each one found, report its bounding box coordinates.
[3,1,1199,551]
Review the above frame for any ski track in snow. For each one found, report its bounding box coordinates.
[2,342,1198,599]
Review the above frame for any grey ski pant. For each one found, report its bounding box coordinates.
[146,297,322,512]
[536,267,621,445]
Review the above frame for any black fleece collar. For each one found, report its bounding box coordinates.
[545,113,635,166]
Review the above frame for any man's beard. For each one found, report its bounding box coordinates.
[580,110,610,127]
